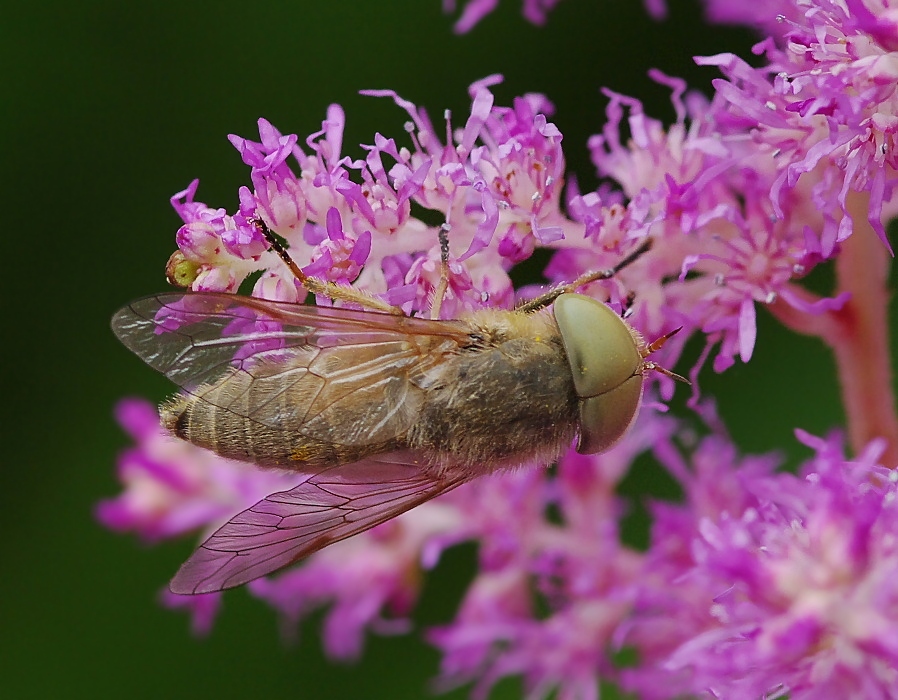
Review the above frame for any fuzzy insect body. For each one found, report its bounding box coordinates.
[112,240,679,594]
[157,303,584,478]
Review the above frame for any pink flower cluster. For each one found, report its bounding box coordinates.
[103,0,898,697]
[165,76,570,319]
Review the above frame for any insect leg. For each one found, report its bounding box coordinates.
[517,238,652,313]
[253,218,405,315]
[430,223,452,320]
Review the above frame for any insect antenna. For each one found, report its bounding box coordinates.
[642,327,690,384]
[252,217,404,315]
[518,238,653,313]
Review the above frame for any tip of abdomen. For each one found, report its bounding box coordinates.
[160,395,192,440]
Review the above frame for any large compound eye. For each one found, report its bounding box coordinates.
[553,293,644,455]
[575,375,643,454]
[553,294,641,398]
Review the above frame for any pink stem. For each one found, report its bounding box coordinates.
[771,195,898,466]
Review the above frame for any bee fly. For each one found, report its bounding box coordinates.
[112,223,685,594]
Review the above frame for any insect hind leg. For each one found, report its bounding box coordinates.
[252,218,405,316]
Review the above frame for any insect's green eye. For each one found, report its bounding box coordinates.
[553,293,641,398]
[553,293,644,454]
[576,376,643,454]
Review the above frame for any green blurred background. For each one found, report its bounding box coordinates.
[1,1,854,698]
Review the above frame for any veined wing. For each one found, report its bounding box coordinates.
[111,292,471,445]
[169,452,465,594]
[111,292,471,390]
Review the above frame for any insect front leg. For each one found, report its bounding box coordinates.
[517,238,653,313]
[430,223,452,320]
[253,218,406,316]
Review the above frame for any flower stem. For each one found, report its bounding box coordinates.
[772,194,898,465]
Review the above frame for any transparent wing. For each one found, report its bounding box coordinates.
[169,452,465,594]
[111,292,470,444]
[112,292,470,391]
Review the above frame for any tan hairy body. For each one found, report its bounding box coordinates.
[163,308,581,480]
[112,232,683,593]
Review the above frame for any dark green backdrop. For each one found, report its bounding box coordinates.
[2,1,855,698]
